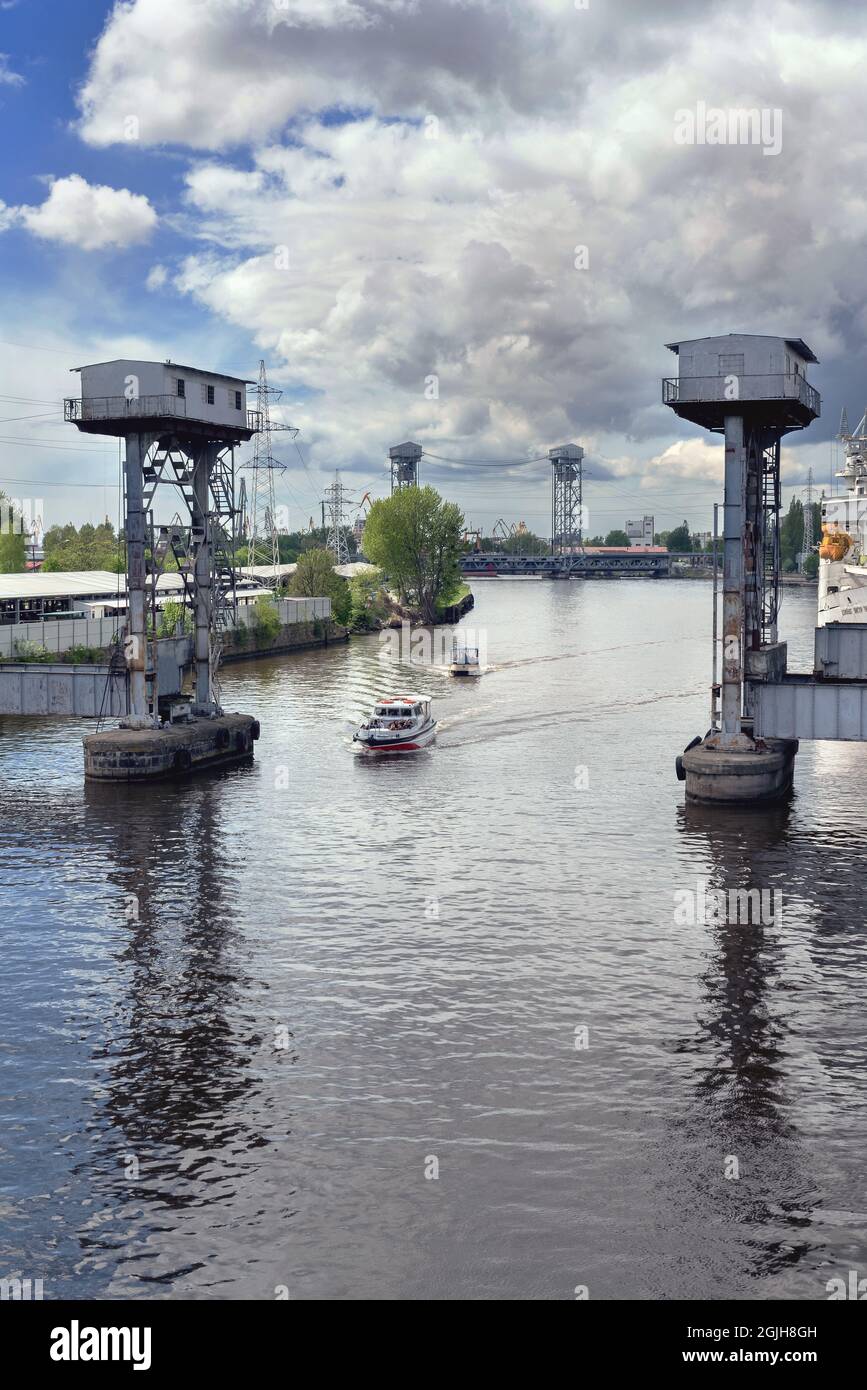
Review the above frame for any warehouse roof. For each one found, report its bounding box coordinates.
[0,570,185,602]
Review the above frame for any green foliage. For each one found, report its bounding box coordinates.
[12,639,51,662]
[42,520,124,572]
[66,644,104,664]
[287,547,351,624]
[436,580,470,614]
[803,551,819,578]
[476,530,548,556]
[362,485,464,624]
[158,599,192,638]
[666,520,693,553]
[253,594,282,644]
[0,492,27,573]
[348,567,389,630]
[781,497,821,571]
[604,529,631,548]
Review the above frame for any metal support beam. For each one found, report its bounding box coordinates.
[192,443,214,707]
[123,432,154,721]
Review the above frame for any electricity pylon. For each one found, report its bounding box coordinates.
[241,361,297,578]
[324,471,353,565]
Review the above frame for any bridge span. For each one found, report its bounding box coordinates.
[460,550,673,577]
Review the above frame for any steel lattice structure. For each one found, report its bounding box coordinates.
[549,444,585,554]
[324,471,353,564]
[241,361,296,577]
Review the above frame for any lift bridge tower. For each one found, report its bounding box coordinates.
[550,444,585,554]
[663,334,821,803]
[65,360,262,777]
[389,441,422,494]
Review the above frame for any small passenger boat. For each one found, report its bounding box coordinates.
[353,694,436,752]
[448,641,481,677]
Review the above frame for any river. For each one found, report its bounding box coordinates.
[1,577,865,1300]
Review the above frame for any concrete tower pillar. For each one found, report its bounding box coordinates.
[721,413,746,743]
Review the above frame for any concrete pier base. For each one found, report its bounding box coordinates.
[83,713,259,782]
[681,737,798,805]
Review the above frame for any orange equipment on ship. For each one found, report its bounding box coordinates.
[819,522,854,562]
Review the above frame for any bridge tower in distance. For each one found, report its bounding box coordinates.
[663,333,820,803]
[549,444,585,555]
[389,441,422,494]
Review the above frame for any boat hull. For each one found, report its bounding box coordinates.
[354,721,437,753]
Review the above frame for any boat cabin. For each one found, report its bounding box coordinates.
[369,695,431,730]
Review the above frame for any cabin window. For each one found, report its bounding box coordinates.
[234,390,242,410]
[207,384,215,404]
[176,378,185,398]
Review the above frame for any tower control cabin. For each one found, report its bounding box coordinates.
[66,360,259,443]
[663,333,819,433]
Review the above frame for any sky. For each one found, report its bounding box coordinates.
[1,0,865,540]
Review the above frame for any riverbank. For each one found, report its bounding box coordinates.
[220,618,349,663]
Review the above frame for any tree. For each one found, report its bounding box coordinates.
[0,492,27,573]
[42,519,124,572]
[349,567,389,630]
[604,529,630,548]
[362,485,464,623]
[667,520,693,553]
[157,599,192,638]
[780,497,804,571]
[287,547,352,624]
[252,595,282,644]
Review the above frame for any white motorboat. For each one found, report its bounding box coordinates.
[353,694,436,752]
[448,641,481,677]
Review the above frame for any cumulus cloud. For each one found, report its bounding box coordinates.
[67,0,867,521]
[17,174,157,251]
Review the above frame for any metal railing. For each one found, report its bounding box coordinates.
[662,375,820,415]
[65,398,262,432]
[65,395,188,422]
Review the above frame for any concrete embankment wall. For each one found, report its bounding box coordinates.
[220,618,348,663]
[0,663,127,717]
[0,598,332,658]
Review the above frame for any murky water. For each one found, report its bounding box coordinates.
[1,579,865,1300]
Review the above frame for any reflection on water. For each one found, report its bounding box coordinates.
[1,580,865,1300]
